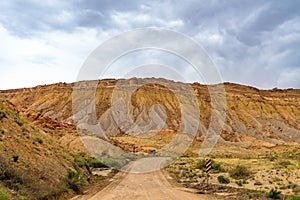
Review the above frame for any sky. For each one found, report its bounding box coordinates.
[0,0,300,89]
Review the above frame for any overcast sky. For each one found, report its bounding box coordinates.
[0,0,299,89]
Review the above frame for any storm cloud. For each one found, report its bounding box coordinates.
[0,0,299,89]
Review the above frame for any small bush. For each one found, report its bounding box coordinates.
[236,180,243,186]
[90,160,107,168]
[196,159,224,173]
[249,191,261,199]
[35,137,43,144]
[187,172,196,178]
[229,165,251,179]
[196,159,206,170]
[212,162,224,173]
[292,186,300,194]
[279,160,291,167]
[74,155,107,169]
[271,177,282,182]
[0,188,9,200]
[12,155,19,162]
[217,175,230,184]
[287,195,300,200]
[0,155,24,191]
[65,170,85,193]
[14,117,25,126]
[254,181,263,186]
[269,155,278,161]
[74,156,87,168]
[266,188,281,199]
[0,110,8,120]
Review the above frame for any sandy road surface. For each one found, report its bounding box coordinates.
[74,157,218,200]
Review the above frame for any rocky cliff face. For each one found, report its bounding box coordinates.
[0,78,299,148]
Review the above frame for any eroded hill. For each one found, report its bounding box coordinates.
[0,100,112,199]
[1,78,299,149]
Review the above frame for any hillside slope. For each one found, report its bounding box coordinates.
[0,78,299,150]
[0,100,96,199]
[0,78,300,155]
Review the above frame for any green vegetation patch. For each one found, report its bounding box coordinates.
[229,165,252,179]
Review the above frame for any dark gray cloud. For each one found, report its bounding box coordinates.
[0,0,299,89]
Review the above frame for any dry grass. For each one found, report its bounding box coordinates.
[166,145,300,199]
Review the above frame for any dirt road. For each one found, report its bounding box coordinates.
[73,157,218,200]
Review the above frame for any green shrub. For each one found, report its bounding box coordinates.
[212,162,224,173]
[293,186,300,194]
[269,155,278,161]
[187,172,196,178]
[74,155,107,169]
[0,155,24,191]
[279,160,291,167]
[217,175,230,184]
[271,177,282,182]
[229,165,251,179]
[35,137,43,144]
[254,181,263,186]
[236,180,243,186]
[196,159,224,173]
[90,160,107,168]
[0,110,8,120]
[65,170,85,193]
[0,188,9,200]
[266,188,281,199]
[14,117,25,126]
[74,156,87,168]
[249,191,261,198]
[287,195,300,200]
[196,159,206,170]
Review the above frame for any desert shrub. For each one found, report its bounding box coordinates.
[35,137,43,144]
[236,180,243,186]
[186,172,196,178]
[14,118,24,126]
[196,159,224,173]
[0,110,8,120]
[269,155,278,161]
[90,160,107,168]
[12,155,19,162]
[96,153,135,169]
[279,185,288,190]
[271,177,282,182]
[196,159,206,170]
[74,156,87,168]
[65,170,85,193]
[293,186,300,194]
[229,165,251,179]
[212,162,223,173]
[217,175,230,184]
[279,160,291,167]
[0,188,9,200]
[0,155,23,185]
[287,195,300,200]
[100,158,124,168]
[266,188,281,199]
[254,180,263,185]
[249,191,261,199]
[74,155,107,169]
